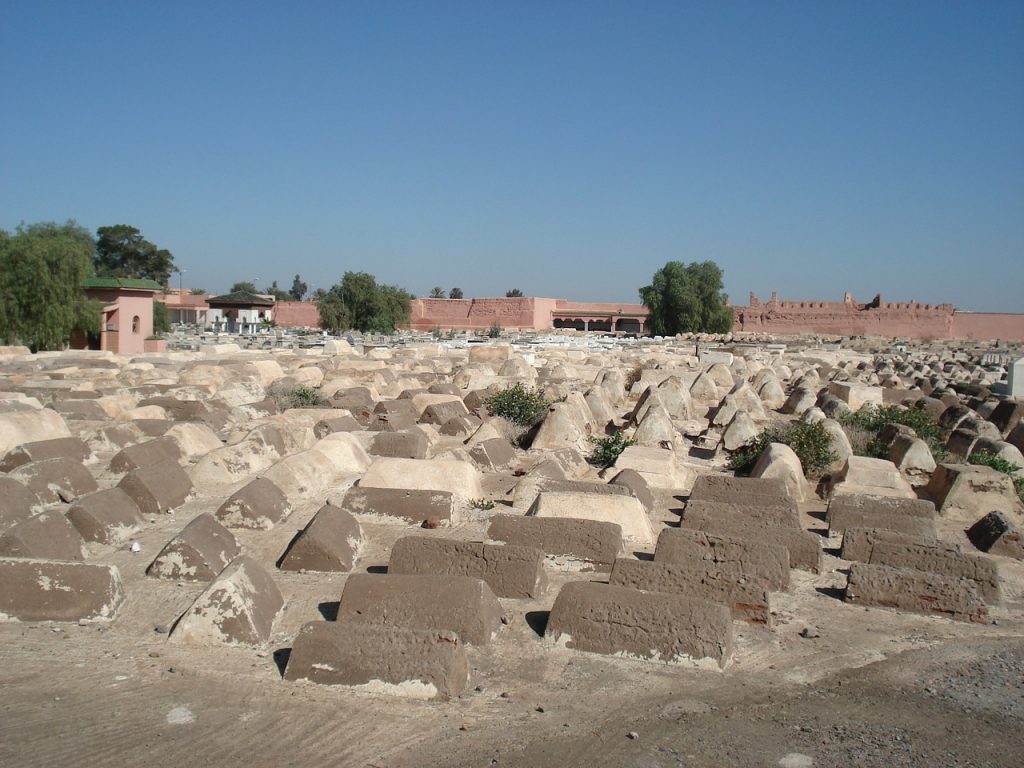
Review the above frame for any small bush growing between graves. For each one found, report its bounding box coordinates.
[469,498,495,510]
[969,450,1024,502]
[624,365,643,389]
[588,432,637,468]
[839,404,947,461]
[487,322,502,338]
[484,383,551,427]
[727,421,837,479]
[268,381,324,410]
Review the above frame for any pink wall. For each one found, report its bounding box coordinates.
[273,301,321,328]
[732,291,1024,341]
[84,288,156,354]
[409,297,560,330]
[950,313,1024,342]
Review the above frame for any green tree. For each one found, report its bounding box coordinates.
[429,286,446,298]
[318,271,412,333]
[152,300,171,333]
[317,290,349,334]
[265,280,291,301]
[639,260,734,336]
[505,288,524,297]
[0,221,98,351]
[449,287,464,299]
[189,287,206,295]
[311,287,328,301]
[290,274,308,301]
[94,225,176,286]
[229,281,258,294]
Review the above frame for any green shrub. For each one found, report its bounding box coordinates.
[469,498,495,510]
[288,386,323,408]
[839,404,948,461]
[484,383,551,426]
[727,421,837,479]
[588,432,637,468]
[487,322,502,338]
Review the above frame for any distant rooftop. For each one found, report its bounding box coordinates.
[207,290,275,306]
[83,276,163,291]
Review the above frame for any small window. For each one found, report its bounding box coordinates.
[132,316,140,334]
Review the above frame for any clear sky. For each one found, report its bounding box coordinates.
[2,1,1022,310]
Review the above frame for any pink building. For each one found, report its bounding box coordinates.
[161,288,210,326]
[72,277,164,354]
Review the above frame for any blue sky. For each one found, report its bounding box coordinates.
[2,1,1022,310]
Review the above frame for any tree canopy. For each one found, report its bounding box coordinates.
[505,288,524,297]
[0,221,100,351]
[639,260,734,336]
[317,271,412,334]
[429,286,446,298]
[94,225,176,286]
[265,281,290,301]
[229,281,258,294]
[289,274,308,301]
[449,287,464,299]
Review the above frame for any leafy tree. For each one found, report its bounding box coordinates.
[94,225,176,286]
[317,291,349,334]
[265,280,291,301]
[505,288,524,297]
[449,287,464,299]
[318,271,412,333]
[290,274,308,301]
[639,260,734,335]
[152,300,171,333]
[189,287,206,295]
[311,287,328,302]
[0,220,98,351]
[229,281,258,294]
[429,286,446,298]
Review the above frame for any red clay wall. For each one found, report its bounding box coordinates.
[732,292,1024,341]
[408,298,560,331]
[273,301,321,329]
[950,313,1024,342]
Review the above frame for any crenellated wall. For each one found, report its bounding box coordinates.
[733,291,1024,341]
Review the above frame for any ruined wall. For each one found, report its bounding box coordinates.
[273,301,321,329]
[732,291,1024,341]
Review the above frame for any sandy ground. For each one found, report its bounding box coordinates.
[1,438,1022,767]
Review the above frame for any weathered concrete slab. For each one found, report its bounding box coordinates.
[368,430,429,460]
[925,463,1024,522]
[279,503,363,573]
[117,460,192,515]
[683,498,801,530]
[359,457,483,499]
[0,511,86,560]
[688,475,790,506]
[388,537,546,598]
[0,558,125,622]
[545,581,733,667]
[215,477,292,530]
[966,511,1024,560]
[147,513,241,581]
[845,562,989,624]
[486,514,622,569]
[171,556,284,647]
[609,557,772,625]
[66,488,143,546]
[0,437,91,473]
[678,513,821,572]
[527,491,654,547]
[0,407,71,457]
[655,528,789,590]
[840,528,999,602]
[109,436,182,473]
[826,493,937,538]
[338,574,504,645]
[0,476,38,530]
[10,457,98,505]
[337,486,456,525]
[284,622,469,700]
